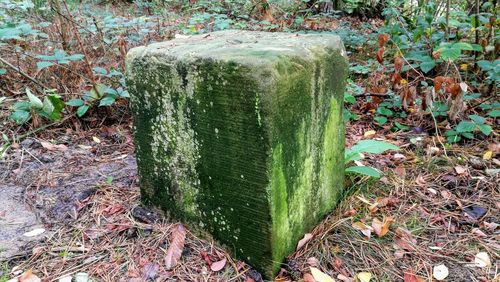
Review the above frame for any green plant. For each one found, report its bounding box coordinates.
[10,88,64,124]
[345,139,400,177]
[446,114,493,143]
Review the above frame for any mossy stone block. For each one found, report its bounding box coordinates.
[126,30,347,277]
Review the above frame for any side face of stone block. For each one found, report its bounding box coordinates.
[126,30,347,277]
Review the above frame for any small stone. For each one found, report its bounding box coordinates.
[469,157,485,170]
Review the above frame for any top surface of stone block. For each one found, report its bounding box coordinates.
[128,30,345,65]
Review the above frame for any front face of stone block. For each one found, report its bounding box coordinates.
[126,30,347,277]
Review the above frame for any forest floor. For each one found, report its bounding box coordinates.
[1,120,498,282]
[0,3,499,282]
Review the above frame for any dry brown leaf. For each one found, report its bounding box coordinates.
[415,174,426,186]
[303,273,315,282]
[210,258,226,272]
[403,272,425,282]
[394,227,416,251]
[454,165,467,175]
[17,269,41,282]
[378,33,390,47]
[376,47,385,64]
[372,217,394,237]
[310,267,335,282]
[352,221,373,239]
[165,224,187,270]
[296,233,313,251]
[41,141,68,151]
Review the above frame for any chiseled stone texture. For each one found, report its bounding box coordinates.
[126,30,348,277]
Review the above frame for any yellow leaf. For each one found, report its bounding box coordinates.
[363,130,376,138]
[352,221,373,239]
[460,64,468,71]
[483,150,493,160]
[400,79,408,85]
[371,217,393,237]
[357,272,372,282]
[310,267,335,282]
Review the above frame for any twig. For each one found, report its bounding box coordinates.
[0,56,48,89]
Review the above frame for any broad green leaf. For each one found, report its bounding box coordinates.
[93,67,107,75]
[346,166,381,178]
[452,42,473,51]
[456,121,476,133]
[99,95,116,107]
[377,107,394,117]
[13,101,30,111]
[10,110,30,124]
[0,68,6,75]
[344,94,356,104]
[37,61,55,70]
[76,105,89,117]
[478,124,492,136]
[26,88,43,108]
[66,99,84,107]
[420,61,436,73]
[344,151,362,163]
[374,116,387,125]
[477,60,493,71]
[440,47,461,61]
[487,109,500,117]
[462,132,475,139]
[349,140,400,154]
[469,115,486,124]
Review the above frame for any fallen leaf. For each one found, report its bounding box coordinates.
[303,273,315,282]
[484,221,499,230]
[210,258,226,272]
[393,153,406,161]
[432,264,449,281]
[297,233,313,251]
[395,166,406,177]
[357,272,372,282]
[17,269,41,282]
[165,224,187,270]
[394,227,416,251]
[58,276,72,282]
[142,263,159,280]
[92,136,101,144]
[454,165,467,175]
[74,273,91,282]
[352,221,373,239]
[102,204,125,216]
[23,228,45,237]
[403,272,425,282]
[483,150,493,160]
[41,141,68,151]
[307,257,319,267]
[363,130,376,138]
[337,274,352,282]
[471,228,487,237]
[415,174,426,186]
[474,252,491,268]
[372,217,394,237]
[310,267,335,282]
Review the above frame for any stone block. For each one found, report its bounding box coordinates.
[126,30,348,277]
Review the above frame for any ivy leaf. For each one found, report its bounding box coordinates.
[469,115,486,124]
[349,140,400,154]
[478,124,492,136]
[37,61,55,70]
[346,166,381,178]
[420,61,436,73]
[76,105,89,117]
[487,109,500,117]
[66,99,84,107]
[10,110,30,124]
[374,116,387,125]
[99,95,116,107]
[455,121,476,133]
[26,88,43,108]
